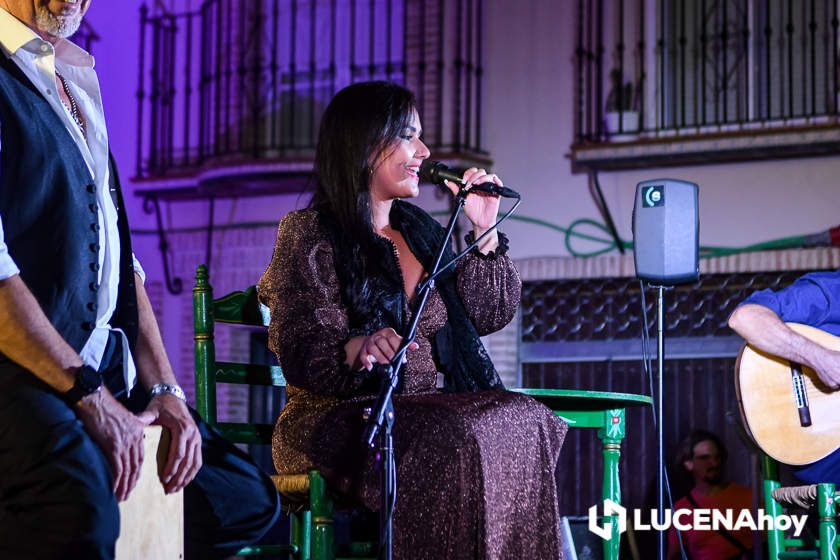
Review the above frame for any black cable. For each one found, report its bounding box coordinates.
[591,170,625,255]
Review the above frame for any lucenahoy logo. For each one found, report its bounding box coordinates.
[588,499,627,541]
[587,498,807,542]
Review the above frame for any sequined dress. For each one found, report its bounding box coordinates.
[258,208,568,559]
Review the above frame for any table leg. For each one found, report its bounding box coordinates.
[599,408,626,560]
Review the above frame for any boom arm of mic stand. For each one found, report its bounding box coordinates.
[416,196,521,295]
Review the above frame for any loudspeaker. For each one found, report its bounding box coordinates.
[632,179,699,285]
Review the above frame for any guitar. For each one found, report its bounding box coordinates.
[735,323,840,465]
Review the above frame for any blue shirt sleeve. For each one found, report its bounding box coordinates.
[0,212,20,280]
[740,271,840,328]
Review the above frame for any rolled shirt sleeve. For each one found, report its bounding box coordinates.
[738,271,840,327]
[0,130,14,281]
[132,252,145,284]
[0,213,20,280]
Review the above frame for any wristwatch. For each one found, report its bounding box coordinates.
[64,364,103,405]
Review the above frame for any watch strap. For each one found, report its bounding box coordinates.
[64,365,103,405]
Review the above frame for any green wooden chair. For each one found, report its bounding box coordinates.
[193,264,338,560]
[762,455,839,560]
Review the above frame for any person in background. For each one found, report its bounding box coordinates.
[667,430,754,560]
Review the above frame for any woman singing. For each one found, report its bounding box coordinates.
[258,81,567,558]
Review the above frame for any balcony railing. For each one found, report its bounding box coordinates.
[573,0,840,169]
[136,0,487,181]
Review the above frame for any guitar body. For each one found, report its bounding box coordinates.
[735,323,840,465]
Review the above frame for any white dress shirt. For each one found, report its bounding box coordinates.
[0,8,144,392]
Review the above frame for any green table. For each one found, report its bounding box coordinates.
[514,388,653,560]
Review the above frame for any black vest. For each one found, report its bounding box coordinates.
[0,54,138,355]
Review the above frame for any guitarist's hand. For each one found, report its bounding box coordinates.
[810,348,840,390]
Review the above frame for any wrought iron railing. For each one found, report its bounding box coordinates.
[575,0,840,143]
[136,0,486,180]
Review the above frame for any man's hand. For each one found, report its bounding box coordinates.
[131,277,202,493]
[74,390,154,501]
[144,393,202,493]
[808,347,840,390]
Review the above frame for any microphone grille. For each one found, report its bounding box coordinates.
[419,159,443,183]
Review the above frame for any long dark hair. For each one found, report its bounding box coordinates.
[310,81,417,243]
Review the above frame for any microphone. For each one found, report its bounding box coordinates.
[419,160,520,199]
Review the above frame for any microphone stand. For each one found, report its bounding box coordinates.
[641,283,677,560]
[362,189,469,560]
[363,180,520,560]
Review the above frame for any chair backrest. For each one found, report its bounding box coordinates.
[193,264,285,445]
[762,454,840,559]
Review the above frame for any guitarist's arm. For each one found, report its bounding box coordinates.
[729,303,840,390]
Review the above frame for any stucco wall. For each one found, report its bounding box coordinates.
[83,0,840,386]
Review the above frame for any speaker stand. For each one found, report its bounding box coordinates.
[655,284,667,560]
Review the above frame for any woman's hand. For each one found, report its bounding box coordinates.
[443,167,503,233]
[346,328,419,371]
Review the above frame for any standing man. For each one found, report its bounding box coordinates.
[0,1,279,558]
[666,430,754,560]
[729,270,840,485]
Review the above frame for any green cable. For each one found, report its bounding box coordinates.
[133,212,812,259]
[431,211,811,259]
[698,234,809,257]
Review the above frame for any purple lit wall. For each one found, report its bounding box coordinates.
[81,0,840,403]
[74,2,840,536]
[83,2,143,215]
[85,1,840,263]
